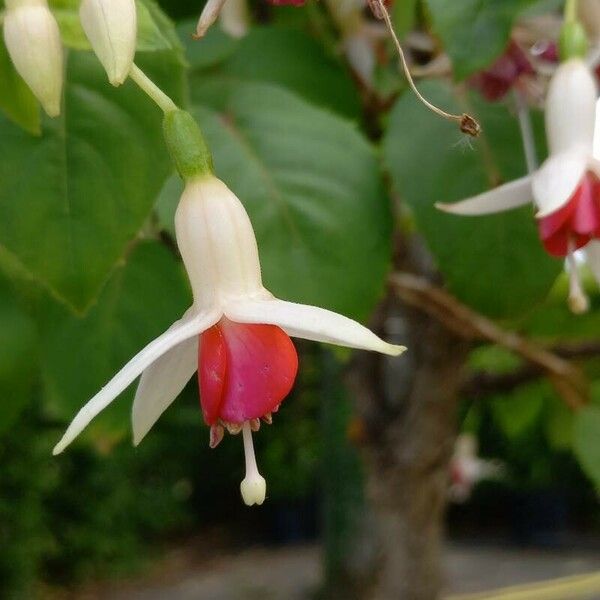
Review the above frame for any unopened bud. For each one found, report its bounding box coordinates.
[79,0,137,86]
[3,0,63,117]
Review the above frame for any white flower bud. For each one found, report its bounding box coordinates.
[79,0,137,86]
[3,0,63,117]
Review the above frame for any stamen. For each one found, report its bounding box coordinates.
[567,242,589,314]
[240,422,266,506]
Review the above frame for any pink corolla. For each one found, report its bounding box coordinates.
[53,114,405,504]
[438,58,600,312]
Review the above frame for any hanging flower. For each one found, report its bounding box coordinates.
[470,40,535,102]
[53,111,405,505]
[79,0,137,86]
[3,0,63,117]
[437,58,600,312]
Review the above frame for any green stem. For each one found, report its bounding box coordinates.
[564,0,577,23]
[129,64,178,114]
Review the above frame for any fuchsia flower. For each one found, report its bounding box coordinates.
[438,58,600,311]
[470,40,535,102]
[53,173,405,505]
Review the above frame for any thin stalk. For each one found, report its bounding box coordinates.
[513,90,538,174]
[129,64,177,113]
[370,0,480,137]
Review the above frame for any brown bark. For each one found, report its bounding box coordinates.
[347,294,469,600]
[335,235,469,600]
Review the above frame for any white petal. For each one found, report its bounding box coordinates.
[533,151,588,217]
[436,176,533,216]
[132,337,198,446]
[3,1,63,116]
[545,59,596,156]
[585,240,600,285]
[593,97,600,161]
[195,0,227,37]
[225,298,406,357]
[79,0,137,86]
[53,308,220,455]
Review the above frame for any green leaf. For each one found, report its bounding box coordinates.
[0,278,37,435]
[176,19,240,70]
[383,81,561,317]
[392,0,418,38]
[490,383,545,439]
[424,0,537,79]
[0,48,185,312]
[189,26,362,120]
[50,0,182,53]
[164,81,392,321]
[41,241,190,440]
[573,405,600,490]
[0,38,40,135]
[544,395,573,451]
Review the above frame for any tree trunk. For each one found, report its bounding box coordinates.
[345,237,471,599]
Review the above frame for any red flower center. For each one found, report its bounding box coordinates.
[538,171,600,257]
[198,319,298,426]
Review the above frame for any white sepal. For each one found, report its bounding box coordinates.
[79,0,137,86]
[132,336,198,446]
[3,0,63,116]
[175,176,264,310]
[53,309,219,455]
[545,59,597,156]
[533,151,588,217]
[219,0,249,38]
[195,0,227,38]
[436,176,533,216]
[225,297,406,357]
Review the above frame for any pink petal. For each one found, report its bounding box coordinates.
[198,319,298,425]
[538,172,600,256]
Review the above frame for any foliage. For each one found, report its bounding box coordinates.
[0,0,599,594]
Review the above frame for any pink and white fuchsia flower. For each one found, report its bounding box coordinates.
[438,58,600,312]
[53,119,405,505]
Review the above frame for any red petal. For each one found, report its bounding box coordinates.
[198,320,298,425]
[538,172,600,257]
[198,325,227,425]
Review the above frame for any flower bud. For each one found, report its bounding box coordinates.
[3,0,63,117]
[79,0,137,86]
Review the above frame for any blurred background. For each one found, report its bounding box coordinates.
[0,0,599,598]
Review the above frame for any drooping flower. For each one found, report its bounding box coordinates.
[470,40,535,102]
[79,0,137,86]
[53,111,405,505]
[3,0,63,117]
[437,58,600,312]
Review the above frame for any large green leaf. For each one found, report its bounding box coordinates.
[42,241,190,441]
[0,47,185,312]
[160,81,392,321]
[0,279,37,435]
[424,0,538,79]
[573,405,600,490]
[188,26,362,120]
[0,39,40,135]
[383,81,561,317]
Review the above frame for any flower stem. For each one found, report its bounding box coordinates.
[129,63,178,113]
[564,0,577,23]
[369,0,480,137]
[513,90,537,174]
